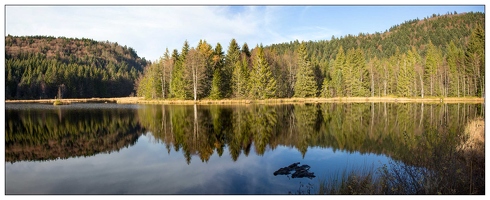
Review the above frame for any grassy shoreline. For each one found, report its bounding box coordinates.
[5,96,484,105]
[317,117,485,195]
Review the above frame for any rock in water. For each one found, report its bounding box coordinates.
[273,162,315,179]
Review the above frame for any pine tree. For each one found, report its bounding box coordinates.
[170,41,191,99]
[294,42,318,97]
[447,41,462,97]
[396,53,412,97]
[209,69,222,99]
[367,56,380,97]
[232,55,249,98]
[343,48,356,97]
[197,40,214,98]
[465,24,485,97]
[160,48,173,99]
[136,62,162,99]
[332,46,346,97]
[410,47,424,98]
[209,43,224,99]
[425,41,442,97]
[223,39,241,98]
[351,48,369,96]
[320,77,331,97]
[241,42,251,58]
[248,45,276,99]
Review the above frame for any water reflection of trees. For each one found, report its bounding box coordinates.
[139,103,483,165]
[5,107,145,163]
[6,102,483,166]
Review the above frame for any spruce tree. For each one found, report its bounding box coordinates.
[447,41,462,97]
[294,42,318,97]
[465,24,485,97]
[209,69,222,99]
[232,55,249,98]
[170,41,191,99]
[248,45,276,99]
[351,48,369,97]
[224,39,241,98]
[241,42,251,58]
[197,40,214,97]
[320,77,331,97]
[209,43,224,99]
[332,46,346,97]
[425,41,442,97]
[396,53,412,97]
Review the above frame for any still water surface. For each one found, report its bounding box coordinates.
[5,103,483,194]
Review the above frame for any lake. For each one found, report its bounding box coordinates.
[5,102,484,194]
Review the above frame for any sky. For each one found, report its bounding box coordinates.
[3,2,486,62]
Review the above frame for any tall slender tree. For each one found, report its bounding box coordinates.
[294,42,318,97]
[465,24,485,97]
[209,43,224,99]
[170,41,190,99]
[396,53,412,97]
[197,40,214,97]
[160,48,173,99]
[446,41,463,97]
[232,55,250,98]
[331,46,346,97]
[248,45,276,99]
[351,48,370,96]
[223,39,241,98]
[185,48,207,101]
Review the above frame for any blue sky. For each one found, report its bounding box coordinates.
[3,3,485,62]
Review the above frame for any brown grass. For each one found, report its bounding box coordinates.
[458,117,485,155]
[318,116,486,195]
[5,96,484,105]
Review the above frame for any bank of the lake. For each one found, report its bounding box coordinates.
[5,96,484,105]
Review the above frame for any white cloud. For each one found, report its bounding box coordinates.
[14,5,471,62]
[7,5,337,62]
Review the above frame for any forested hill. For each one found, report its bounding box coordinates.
[268,11,484,63]
[136,11,484,100]
[5,36,148,99]
[5,12,485,100]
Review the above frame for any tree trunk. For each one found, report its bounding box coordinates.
[419,74,424,98]
[193,69,197,101]
[383,80,387,96]
[161,75,165,99]
[371,70,374,97]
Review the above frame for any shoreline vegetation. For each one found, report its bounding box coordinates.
[318,117,485,194]
[5,96,484,105]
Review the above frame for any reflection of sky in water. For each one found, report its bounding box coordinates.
[6,133,391,194]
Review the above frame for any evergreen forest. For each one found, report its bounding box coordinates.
[5,36,148,99]
[136,12,485,100]
[5,11,485,100]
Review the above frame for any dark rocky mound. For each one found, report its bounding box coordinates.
[273,162,315,179]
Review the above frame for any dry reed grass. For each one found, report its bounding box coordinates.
[458,117,485,154]
[6,96,484,105]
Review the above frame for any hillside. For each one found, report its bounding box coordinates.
[135,11,484,100]
[5,12,485,100]
[269,12,484,62]
[5,36,148,99]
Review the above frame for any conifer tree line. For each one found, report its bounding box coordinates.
[5,36,148,99]
[4,12,484,100]
[136,12,484,100]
